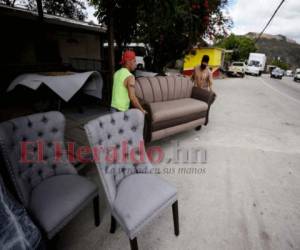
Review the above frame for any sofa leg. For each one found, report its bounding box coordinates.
[195,125,202,131]
[172,201,180,236]
[110,216,117,234]
[130,237,138,250]
[93,195,100,227]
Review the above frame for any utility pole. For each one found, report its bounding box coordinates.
[107,1,115,105]
[36,0,44,21]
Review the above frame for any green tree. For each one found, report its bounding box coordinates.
[271,58,289,70]
[216,34,257,62]
[0,0,22,7]
[8,0,88,20]
[91,0,232,72]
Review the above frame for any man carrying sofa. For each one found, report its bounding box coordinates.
[111,50,147,114]
[192,55,213,92]
[192,54,217,106]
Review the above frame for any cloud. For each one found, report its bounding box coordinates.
[228,0,300,43]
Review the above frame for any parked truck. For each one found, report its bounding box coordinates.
[228,61,246,77]
[246,53,267,76]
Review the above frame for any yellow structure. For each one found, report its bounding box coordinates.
[183,47,225,76]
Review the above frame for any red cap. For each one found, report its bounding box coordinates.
[120,50,136,65]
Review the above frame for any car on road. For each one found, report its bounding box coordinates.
[270,68,284,79]
[227,62,245,77]
[294,72,300,82]
[285,70,293,77]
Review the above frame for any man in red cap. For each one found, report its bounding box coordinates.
[111,50,146,113]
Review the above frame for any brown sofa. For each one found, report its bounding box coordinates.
[135,76,216,142]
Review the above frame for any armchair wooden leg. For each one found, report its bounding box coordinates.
[48,234,60,250]
[110,215,117,234]
[93,195,100,227]
[172,201,180,236]
[130,237,138,250]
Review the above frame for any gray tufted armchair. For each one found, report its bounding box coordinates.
[0,111,100,240]
[84,109,179,250]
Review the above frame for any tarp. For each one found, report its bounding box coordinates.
[7,71,103,102]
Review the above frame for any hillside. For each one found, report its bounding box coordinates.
[245,32,300,69]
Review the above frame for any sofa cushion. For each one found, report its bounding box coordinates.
[113,174,177,239]
[150,98,208,130]
[29,174,97,239]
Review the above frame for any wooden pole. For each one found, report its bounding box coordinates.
[107,2,115,105]
[36,0,44,20]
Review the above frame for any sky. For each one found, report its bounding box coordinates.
[227,0,300,43]
[85,0,300,43]
[86,3,98,24]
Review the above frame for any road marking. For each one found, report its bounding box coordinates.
[259,77,300,105]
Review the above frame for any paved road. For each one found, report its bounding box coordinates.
[60,75,300,250]
[260,74,300,105]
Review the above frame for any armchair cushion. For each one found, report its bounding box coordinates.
[112,174,177,239]
[29,174,97,239]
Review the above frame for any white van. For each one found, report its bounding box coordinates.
[246,53,267,76]
[103,42,148,69]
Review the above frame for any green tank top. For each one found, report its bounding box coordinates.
[111,68,133,111]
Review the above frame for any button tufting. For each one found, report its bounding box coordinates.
[119,129,123,134]
[27,121,32,128]
[52,128,58,133]
[111,119,115,124]
[99,122,103,128]
[38,131,43,137]
[107,134,111,139]
[124,114,129,121]
[116,144,120,149]
[131,126,137,132]
[41,116,48,123]
[128,139,132,145]
[98,139,102,145]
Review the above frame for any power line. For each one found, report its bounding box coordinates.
[255,0,286,43]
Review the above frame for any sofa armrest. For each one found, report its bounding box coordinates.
[191,87,216,106]
[191,87,216,126]
[138,98,153,143]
